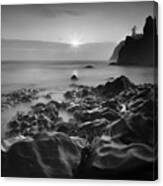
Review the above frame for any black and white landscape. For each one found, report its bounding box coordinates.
[1,2,158,180]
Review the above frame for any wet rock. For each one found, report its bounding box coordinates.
[74,107,120,122]
[70,136,88,149]
[71,74,78,81]
[46,100,61,109]
[83,65,94,69]
[125,114,156,146]
[137,99,156,118]
[55,120,78,136]
[2,75,157,180]
[6,100,60,138]
[44,93,52,99]
[101,99,120,112]
[28,124,40,137]
[31,102,46,113]
[44,102,59,121]
[64,90,76,99]
[77,118,110,142]
[107,114,156,146]
[64,86,95,101]
[67,103,83,113]
[128,98,145,111]
[84,137,157,180]
[7,120,21,137]
[132,85,154,102]
[2,88,40,111]
[2,132,82,178]
[76,88,94,98]
[74,109,100,122]
[96,76,136,98]
[101,107,121,121]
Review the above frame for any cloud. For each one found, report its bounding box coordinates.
[1,4,86,19]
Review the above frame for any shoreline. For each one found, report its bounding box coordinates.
[1,75,158,179]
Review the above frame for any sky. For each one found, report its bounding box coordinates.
[1,2,155,44]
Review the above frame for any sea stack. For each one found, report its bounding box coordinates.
[71,70,79,81]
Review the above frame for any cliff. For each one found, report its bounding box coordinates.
[109,41,125,64]
[110,16,158,66]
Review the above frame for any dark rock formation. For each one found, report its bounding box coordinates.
[1,88,40,111]
[83,65,94,69]
[71,74,78,81]
[110,16,158,66]
[109,41,125,63]
[1,76,158,180]
[78,118,110,142]
[2,132,83,178]
[96,75,136,98]
[5,100,60,138]
[79,136,156,180]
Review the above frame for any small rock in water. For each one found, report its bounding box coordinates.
[71,74,78,81]
[71,70,79,81]
[83,65,94,69]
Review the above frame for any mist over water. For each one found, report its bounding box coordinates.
[1,60,155,138]
[2,61,155,94]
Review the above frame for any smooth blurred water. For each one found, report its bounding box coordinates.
[2,61,156,94]
[1,61,156,138]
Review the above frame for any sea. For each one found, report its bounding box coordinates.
[2,61,156,93]
[1,61,156,138]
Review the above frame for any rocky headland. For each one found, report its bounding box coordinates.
[109,16,158,66]
[1,76,158,180]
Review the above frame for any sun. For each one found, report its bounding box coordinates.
[71,39,81,48]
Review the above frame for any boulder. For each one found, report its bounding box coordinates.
[2,132,82,178]
[83,65,94,69]
[96,76,136,98]
[85,138,157,180]
[71,74,78,81]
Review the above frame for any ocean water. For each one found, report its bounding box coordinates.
[2,61,156,94]
[1,61,156,137]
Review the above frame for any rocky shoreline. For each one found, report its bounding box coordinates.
[1,88,41,111]
[1,76,158,180]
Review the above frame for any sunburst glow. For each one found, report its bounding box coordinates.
[71,39,81,48]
